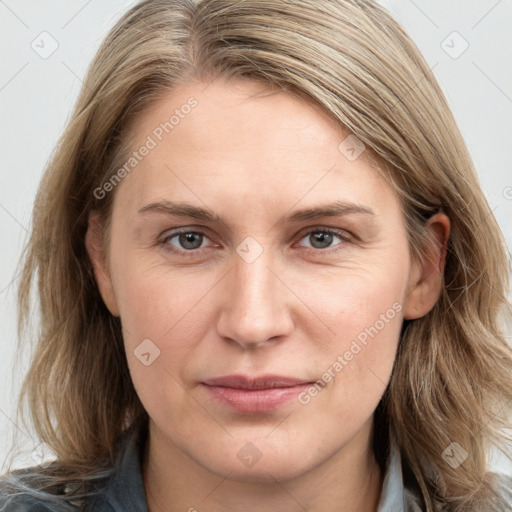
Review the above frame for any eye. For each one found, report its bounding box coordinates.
[160,230,212,253]
[296,228,351,253]
[158,227,352,257]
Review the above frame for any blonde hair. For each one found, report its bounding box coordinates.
[3,0,511,510]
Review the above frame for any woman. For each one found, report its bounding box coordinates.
[1,0,511,510]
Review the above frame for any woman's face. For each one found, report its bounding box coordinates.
[88,77,443,481]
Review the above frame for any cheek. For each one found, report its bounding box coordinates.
[105,212,187,341]
[327,303,402,400]
[108,252,224,406]
[301,264,406,413]
[110,247,213,341]
[309,259,406,346]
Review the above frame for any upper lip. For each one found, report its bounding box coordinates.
[202,374,312,390]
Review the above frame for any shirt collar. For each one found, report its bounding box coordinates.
[94,422,422,511]
[376,438,423,511]
[88,421,149,511]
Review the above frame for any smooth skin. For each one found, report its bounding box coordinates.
[86,77,450,512]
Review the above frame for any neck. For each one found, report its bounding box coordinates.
[143,419,384,512]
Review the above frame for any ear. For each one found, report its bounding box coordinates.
[85,210,120,317]
[403,212,450,320]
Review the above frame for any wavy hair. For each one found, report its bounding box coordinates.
[2,0,511,510]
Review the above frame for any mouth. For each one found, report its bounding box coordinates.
[200,374,313,413]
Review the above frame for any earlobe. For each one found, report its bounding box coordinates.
[85,210,120,317]
[403,212,450,320]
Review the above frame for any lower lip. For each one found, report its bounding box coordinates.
[201,383,311,413]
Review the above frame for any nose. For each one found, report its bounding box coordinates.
[215,249,294,350]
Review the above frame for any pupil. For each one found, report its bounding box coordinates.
[311,232,332,249]
[179,233,202,249]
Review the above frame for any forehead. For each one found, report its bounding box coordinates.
[115,78,399,222]
[133,78,345,154]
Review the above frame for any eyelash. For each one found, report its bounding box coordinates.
[158,227,353,258]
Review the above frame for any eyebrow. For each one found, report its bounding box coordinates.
[137,200,375,224]
[284,201,375,222]
[138,200,220,222]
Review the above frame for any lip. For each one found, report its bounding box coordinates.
[200,374,313,413]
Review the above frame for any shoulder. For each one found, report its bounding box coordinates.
[0,469,70,512]
[0,423,147,512]
[0,486,57,512]
[0,491,118,512]
[0,466,115,512]
[1,498,56,511]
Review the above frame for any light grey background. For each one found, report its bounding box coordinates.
[1,0,511,474]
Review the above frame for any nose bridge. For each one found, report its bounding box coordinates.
[216,244,292,348]
[236,252,274,312]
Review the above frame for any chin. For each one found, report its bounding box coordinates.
[212,457,312,484]
[192,438,320,483]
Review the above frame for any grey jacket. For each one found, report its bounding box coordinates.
[0,423,424,511]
